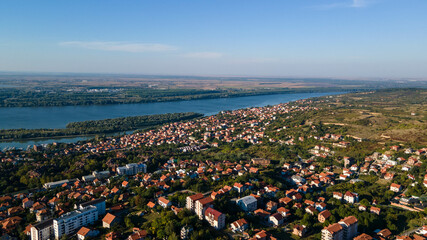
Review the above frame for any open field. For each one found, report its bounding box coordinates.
[305,89,427,145]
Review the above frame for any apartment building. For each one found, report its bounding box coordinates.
[322,223,344,240]
[236,196,257,212]
[53,206,98,239]
[204,207,225,229]
[30,219,54,240]
[78,198,106,216]
[321,216,358,240]
[339,216,358,240]
[117,163,147,175]
[186,193,204,212]
[195,197,214,220]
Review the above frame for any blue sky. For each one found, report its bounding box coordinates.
[1,0,426,78]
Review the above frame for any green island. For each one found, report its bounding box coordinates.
[0,87,345,108]
[1,88,427,240]
[0,112,203,140]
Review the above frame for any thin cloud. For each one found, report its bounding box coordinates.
[59,41,177,53]
[351,0,368,8]
[314,0,371,10]
[183,52,224,59]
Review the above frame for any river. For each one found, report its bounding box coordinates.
[0,92,342,149]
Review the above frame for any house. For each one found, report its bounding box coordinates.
[354,233,373,240]
[22,198,34,209]
[344,191,358,204]
[277,207,291,218]
[304,200,315,206]
[377,228,392,239]
[359,205,367,211]
[292,193,303,202]
[251,158,270,167]
[266,201,278,212]
[318,210,331,223]
[315,202,327,212]
[233,183,245,193]
[147,201,156,209]
[128,229,148,240]
[305,206,317,215]
[252,230,275,240]
[102,213,118,228]
[254,209,271,220]
[384,172,395,180]
[77,227,99,240]
[370,206,381,215]
[230,218,248,233]
[293,225,306,237]
[105,231,119,240]
[204,207,225,229]
[390,183,402,192]
[333,192,343,200]
[396,236,412,240]
[236,196,257,212]
[279,197,293,205]
[268,213,284,226]
[158,197,171,208]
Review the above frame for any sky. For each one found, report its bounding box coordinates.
[1,0,427,78]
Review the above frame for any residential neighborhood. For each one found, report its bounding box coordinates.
[1,92,427,240]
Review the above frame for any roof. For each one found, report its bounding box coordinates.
[129,230,147,240]
[77,227,91,236]
[339,216,358,226]
[238,195,257,205]
[231,218,248,228]
[294,224,305,231]
[188,193,204,201]
[371,206,381,212]
[197,197,214,205]
[205,207,223,221]
[158,197,170,205]
[378,228,392,237]
[324,223,343,234]
[270,213,283,221]
[80,198,105,208]
[277,207,290,213]
[319,210,331,218]
[354,233,373,240]
[32,219,53,230]
[102,213,117,224]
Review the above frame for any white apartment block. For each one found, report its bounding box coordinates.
[31,219,54,240]
[117,163,147,175]
[53,206,98,239]
[78,198,106,216]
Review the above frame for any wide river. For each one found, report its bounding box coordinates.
[0,92,342,149]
